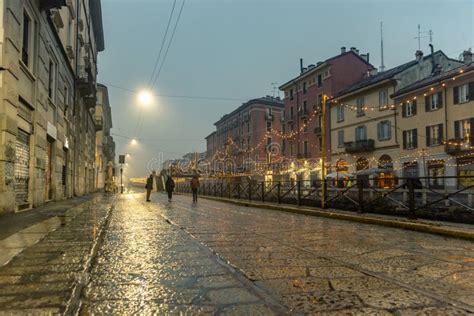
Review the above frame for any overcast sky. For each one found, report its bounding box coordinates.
[98,0,473,178]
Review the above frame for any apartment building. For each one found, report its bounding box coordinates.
[330,49,463,187]
[278,47,374,181]
[206,96,284,176]
[95,84,115,190]
[0,0,107,214]
[392,51,473,189]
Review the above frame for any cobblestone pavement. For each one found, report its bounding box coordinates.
[151,193,474,315]
[0,192,473,315]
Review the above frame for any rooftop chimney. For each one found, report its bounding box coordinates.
[463,49,473,63]
[415,50,423,62]
[360,53,369,63]
[341,46,346,54]
[350,47,357,53]
[300,58,304,74]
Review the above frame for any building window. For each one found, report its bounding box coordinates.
[454,83,471,104]
[302,101,307,114]
[266,121,272,132]
[303,141,308,156]
[317,74,322,87]
[290,89,294,100]
[379,90,388,109]
[317,94,322,107]
[22,12,31,66]
[336,104,344,122]
[282,139,286,152]
[426,124,443,146]
[428,160,445,189]
[377,120,391,141]
[303,82,307,94]
[318,137,322,152]
[454,119,473,143]
[403,161,419,178]
[338,130,344,147]
[356,97,365,116]
[267,108,272,116]
[303,119,308,133]
[290,106,294,118]
[355,126,367,141]
[247,123,249,133]
[266,137,272,148]
[290,142,294,156]
[48,60,56,101]
[403,100,417,117]
[425,92,443,111]
[290,124,294,131]
[403,129,417,149]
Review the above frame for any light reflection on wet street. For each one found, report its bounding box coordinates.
[0,192,473,314]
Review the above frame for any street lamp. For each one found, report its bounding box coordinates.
[138,90,153,106]
[131,138,138,145]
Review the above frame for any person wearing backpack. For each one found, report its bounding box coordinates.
[145,174,154,202]
[190,176,200,205]
[165,176,175,202]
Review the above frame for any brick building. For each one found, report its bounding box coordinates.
[206,96,284,177]
[279,47,374,182]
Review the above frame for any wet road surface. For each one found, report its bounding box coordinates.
[0,192,472,314]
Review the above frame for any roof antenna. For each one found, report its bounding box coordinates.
[271,82,278,98]
[380,21,385,72]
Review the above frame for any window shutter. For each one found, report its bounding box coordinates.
[426,126,431,146]
[437,92,443,108]
[402,103,406,117]
[413,100,417,115]
[438,123,443,144]
[453,86,459,104]
[471,118,474,146]
[387,123,392,139]
[402,131,407,149]
[377,122,382,140]
[469,82,474,101]
[454,120,460,139]
[425,96,430,112]
[413,129,418,148]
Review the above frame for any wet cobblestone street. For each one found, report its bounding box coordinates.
[0,192,473,314]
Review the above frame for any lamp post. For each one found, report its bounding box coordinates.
[119,154,125,193]
[321,95,328,209]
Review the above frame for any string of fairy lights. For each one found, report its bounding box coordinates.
[202,66,473,176]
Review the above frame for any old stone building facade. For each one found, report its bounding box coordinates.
[0,0,110,215]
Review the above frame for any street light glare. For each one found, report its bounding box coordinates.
[131,138,137,145]
[138,90,153,106]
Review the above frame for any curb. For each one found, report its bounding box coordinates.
[177,193,474,241]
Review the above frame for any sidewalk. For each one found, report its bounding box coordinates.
[0,194,99,240]
[179,194,474,241]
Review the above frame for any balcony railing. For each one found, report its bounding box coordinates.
[314,126,322,135]
[344,139,375,153]
[445,139,474,155]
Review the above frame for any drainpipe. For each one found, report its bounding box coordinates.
[72,0,81,196]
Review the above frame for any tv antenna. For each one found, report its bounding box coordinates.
[380,21,385,72]
[271,82,279,98]
[414,24,433,50]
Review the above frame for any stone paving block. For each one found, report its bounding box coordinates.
[0,281,73,296]
[393,305,471,315]
[194,275,241,288]
[317,307,394,315]
[281,290,364,313]
[357,288,439,310]
[206,287,260,305]
[256,277,331,295]
[329,276,397,292]
[308,266,366,278]
[241,266,307,280]
[218,303,277,315]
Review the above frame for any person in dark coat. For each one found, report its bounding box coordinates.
[145,174,154,202]
[165,176,175,202]
[190,176,200,204]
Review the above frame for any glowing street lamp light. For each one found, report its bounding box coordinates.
[131,138,138,145]
[138,90,153,106]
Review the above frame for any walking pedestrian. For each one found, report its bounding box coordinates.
[190,176,200,205]
[145,174,154,202]
[165,175,175,202]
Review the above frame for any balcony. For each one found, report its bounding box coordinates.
[299,108,309,118]
[314,126,322,135]
[265,114,274,121]
[94,116,104,131]
[286,115,295,123]
[77,66,95,96]
[84,96,96,109]
[344,139,375,153]
[445,139,474,155]
[40,0,66,11]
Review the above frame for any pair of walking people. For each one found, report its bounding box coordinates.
[145,174,175,202]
